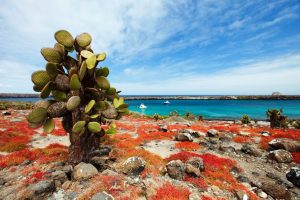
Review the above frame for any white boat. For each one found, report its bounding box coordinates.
[164,100,170,104]
[139,103,147,109]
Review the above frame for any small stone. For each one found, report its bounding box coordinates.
[237,175,249,183]
[186,157,204,171]
[286,166,300,187]
[235,190,248,200]
[52,170,68,183]
[258,190,268,198]
[261,181,291,200]
[185,164,200,177]
[269,150,293,163]
[269,138,300,152]
[91,191,114,200]
[2,111,11,116]
[175,132,193,141]
[158,124,168,132]
[261,131,270,137]
[207,129,218,137]
[28,180,55,195]
[0,178,5,185]
[122,157,146,176]
[73,162,98,180]
[241,144,261,157]
[62,180,72,190]
[166,160,185,180]
[90,157,110,172]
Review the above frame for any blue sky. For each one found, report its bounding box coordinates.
[0,0,300,95]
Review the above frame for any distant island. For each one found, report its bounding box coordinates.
[1,93,300,100]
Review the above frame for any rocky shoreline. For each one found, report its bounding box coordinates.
[1,93,300,100]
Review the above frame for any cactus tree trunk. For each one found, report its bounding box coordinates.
[64,105,101,165]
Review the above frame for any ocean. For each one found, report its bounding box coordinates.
[1,98,300,120]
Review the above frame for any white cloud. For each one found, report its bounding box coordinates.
[114,53,300,95]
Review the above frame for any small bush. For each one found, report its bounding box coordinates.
[266,109,288,128]
[241,115,251,124]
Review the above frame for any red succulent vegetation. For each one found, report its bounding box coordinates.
[151,182,190,200]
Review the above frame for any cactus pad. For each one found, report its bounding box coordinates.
[55,74,70,91]
[72,121,86,134]
[81,50,94,58]
[31,70,51,87]
[96,53,106,61]
[52,90,67,101]
[46,63,58,79]
[96,76,110,90]
[66,96,81,111]
[75,33,92,47]
[79,61,87,81]
[70,74,81,90]
[86,55,97,69]
[85,99,95,113]
[43,118,55,133]
[96,67,109,77]
[40,81,53,99]
[47,102,67,118]
[41,48,63,63]
[87,122,101,133]
[27,107,47,124]
[54,30,74,48]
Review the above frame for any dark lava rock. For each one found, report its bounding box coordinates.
[121,157,146,176]
[51,170,68,183]
[90,156,110,172]
[207,129,218,137]
[28,180,55,195]
[237,175,250,183]
[260,181,291,200]
[268,150,293,163]
[91,191,114,200]
[158,124,168,132]
[186,157,204,171]
[175,132,193,141]
[166,160,185,180]
[269,138,300,152]
[241,144,261,157]
[2,111,11,116]
[286,167,300,187]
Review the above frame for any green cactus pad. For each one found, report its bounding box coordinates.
[113,97,124,108]
[96,67,109,77]
[41,48,63,63]
[52,90,67,101]
[85,99,95,113]
[118,108,129,114]
[79,61,87,81]
[94,101,108,111]
[72,121,86,134]
[46,63,58,79]
[75,33,92,47]
[87,122,101,133]
[96,76,110,90]
[54,43,65,56]
[86,55,97,69]
[90,114,99,119]
[33,84,43,92]
[66,96,81,111]
[106,87,117,95]
[70,74,81,90]
[31,70,51,87]
[96,52,106,61]
[27,107,47,124]
[34,100,52,109]
[54,30,74,48]
[40,81,53,99]
[43,118,55,133]
[80,50,94,59]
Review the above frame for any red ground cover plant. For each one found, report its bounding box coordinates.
[23,171,49,185]
[175,141,201,150]
[165,151,259,200]
[0,120,35,152]
[233,136,254,144]
[0,143,68,168]
[78,174,143,200]
[292,152,300,164]
[150,182,190,200]
[115,121,136,132]
[184,176,207,190]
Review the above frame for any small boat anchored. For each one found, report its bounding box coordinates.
[139,103,147,109]
[164,100,170,104]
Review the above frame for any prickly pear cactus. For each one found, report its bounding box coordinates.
[27,30,129,164]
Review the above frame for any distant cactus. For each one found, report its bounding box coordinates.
[27,30,129,164]
[241,115,251,124]
[266,109,288,128]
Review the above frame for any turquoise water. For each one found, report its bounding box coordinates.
[1,98,300,120]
